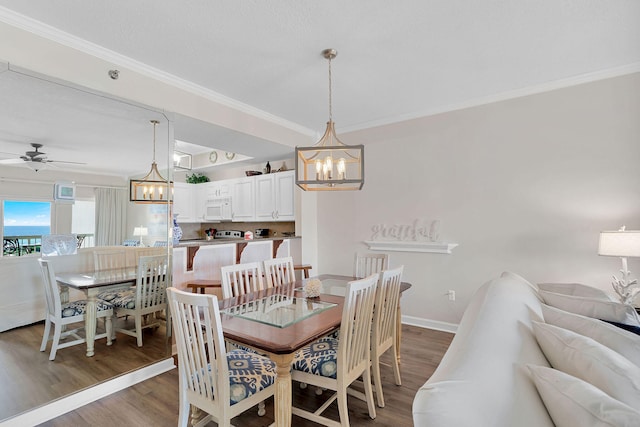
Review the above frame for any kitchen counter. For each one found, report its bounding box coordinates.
[176,235,300,247]
[174,236,301,271]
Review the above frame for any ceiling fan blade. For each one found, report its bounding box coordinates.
[0,158,24,164]
[0,151,20,157]
[46,159,87,165]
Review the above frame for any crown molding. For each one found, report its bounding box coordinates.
[342,62,640,134]
[0,7,315,138]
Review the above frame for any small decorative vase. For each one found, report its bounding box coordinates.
[172,214,183,245]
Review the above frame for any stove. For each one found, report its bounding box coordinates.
[214,230,244,239]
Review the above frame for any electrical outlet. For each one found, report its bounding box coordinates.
[447,290,456,301]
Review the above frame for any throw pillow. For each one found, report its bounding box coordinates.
[527,365,640,427]
[541,304,640,367]
[532,321,640,408]
[539,290,640,326]
[601,320,640,337]
[537,282,613,301]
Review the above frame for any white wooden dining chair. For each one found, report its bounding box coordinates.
[38,259,113,361]
[371,265,404,407]
[263,256,296,288]
[93,249,127,270]
[220,262,265,299]
[291,274,378,426]
[167,287,277,427]
[105,255,169,347]
[354,252,389,278]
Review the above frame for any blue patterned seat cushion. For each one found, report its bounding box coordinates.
[193,349,276,405]
[227,349,277,405]
[292,336,338,379]
[97,289,136,309]
[61,300,113,318]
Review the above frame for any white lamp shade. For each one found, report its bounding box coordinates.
[598,230,640,257]
[133,227,148,237]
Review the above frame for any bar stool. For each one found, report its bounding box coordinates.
[294,264,312,279]
[185,279,222,294]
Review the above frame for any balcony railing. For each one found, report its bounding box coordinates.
[2,234,94,257]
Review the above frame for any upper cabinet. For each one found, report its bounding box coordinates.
[255,170,295,221]
[172,182,197,222]
[230,177,256,222]
[173,171,295,223]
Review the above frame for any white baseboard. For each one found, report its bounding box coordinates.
[0,358,176,427]
[402,314,458,334]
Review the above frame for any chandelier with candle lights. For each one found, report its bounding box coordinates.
[295,49,364,191]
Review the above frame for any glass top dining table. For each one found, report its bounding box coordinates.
[217,274,411,427]
[56,267,138,357]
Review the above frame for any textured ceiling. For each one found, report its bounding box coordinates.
[0,1,639,175]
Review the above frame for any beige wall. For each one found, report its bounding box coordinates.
[315,72,640,329]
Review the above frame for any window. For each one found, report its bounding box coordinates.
[72,200,95,248]
[2,200,51,256]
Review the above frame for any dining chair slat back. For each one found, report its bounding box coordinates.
[220,262,265,299]
[167,287,276,426]
[291,273,379,426]
[263,256,296,288]
[111,255,170,347]
[371,265,404,407]
[93,249,127,270]
[38,259,113,360]
[354,252,389,278]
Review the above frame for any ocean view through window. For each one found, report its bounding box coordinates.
[2,201,51,256]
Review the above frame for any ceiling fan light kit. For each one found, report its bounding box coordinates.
[295,48,364,192]
[129,120,173,204]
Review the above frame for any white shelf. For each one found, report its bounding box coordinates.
[363,241,458,254]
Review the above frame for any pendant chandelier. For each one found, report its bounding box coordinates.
[129,120,173,203]
[295,49,364,191]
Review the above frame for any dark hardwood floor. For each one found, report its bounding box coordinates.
[38,325,454,427]
[0,317,171,421]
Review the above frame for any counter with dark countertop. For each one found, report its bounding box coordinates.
[174,236,301,273]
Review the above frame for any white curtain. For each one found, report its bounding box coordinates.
[94,188,127,246]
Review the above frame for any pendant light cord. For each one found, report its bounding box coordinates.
[151,120,159,162]
[328,55,333,122]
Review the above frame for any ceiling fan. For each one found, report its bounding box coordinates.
[0,143,86,172]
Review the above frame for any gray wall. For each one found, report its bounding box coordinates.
[314,72,640,330]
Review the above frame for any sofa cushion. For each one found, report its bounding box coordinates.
[532,321,640,408]
[537,282,613,301]
[539,290,640,326]
[413,274,554,427]
[527,365,640,427]
[541,304,640,367]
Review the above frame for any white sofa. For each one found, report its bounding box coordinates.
[412,271,640,426]
[412,272,554,426]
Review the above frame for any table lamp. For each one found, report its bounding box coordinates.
[133,226,148,247]
[598,226,640,304]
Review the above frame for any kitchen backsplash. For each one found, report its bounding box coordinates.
[178,221,295,240]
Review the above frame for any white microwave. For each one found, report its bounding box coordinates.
[204,197,232,221]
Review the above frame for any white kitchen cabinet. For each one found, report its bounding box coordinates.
[230,177,255,221]
[274,170,295,221]
[172,182,197,222]
[255,170,295,221]
[192,184,206,221]
[202,181,230,198]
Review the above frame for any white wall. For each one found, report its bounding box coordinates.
[314,72,640,330]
